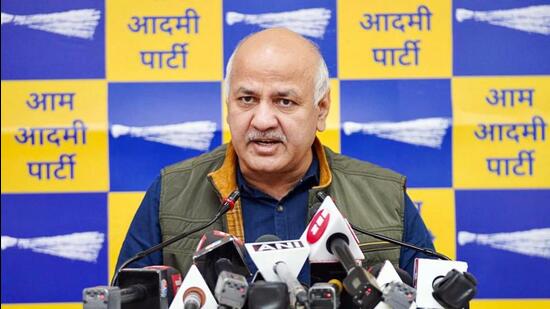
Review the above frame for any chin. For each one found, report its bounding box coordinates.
[244,158,287,174]
[249,162,285,174]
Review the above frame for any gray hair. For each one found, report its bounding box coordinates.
[223,35,330,106]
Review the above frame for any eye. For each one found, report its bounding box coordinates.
[277,98,295,107]
[239,96,255,104]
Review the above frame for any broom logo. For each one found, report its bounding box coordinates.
[111,120,217,152]
[1,231,105,263]
[1,8,101,40]
[458,228,550,259]
[456,5,550,35]
[226,8,332,39]
[342,117,452,149]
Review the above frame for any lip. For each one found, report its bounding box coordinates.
[249,140,281,155]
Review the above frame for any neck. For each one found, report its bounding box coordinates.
[239,151,313,201]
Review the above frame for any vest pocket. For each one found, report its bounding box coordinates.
[359,241,399,253]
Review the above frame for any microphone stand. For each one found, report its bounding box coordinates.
[315,191,451,261]
[111,190,240,286]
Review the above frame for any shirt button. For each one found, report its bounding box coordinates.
[276,205,284,212]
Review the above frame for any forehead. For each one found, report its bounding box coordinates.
[229,36,318,91]
[231,53,316,95]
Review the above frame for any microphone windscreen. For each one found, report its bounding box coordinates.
[215,258,234,277]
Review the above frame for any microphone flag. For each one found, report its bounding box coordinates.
[300,196,364,263]
[245,239,310,282]
[414,258,468,309]
[169,264,218,309]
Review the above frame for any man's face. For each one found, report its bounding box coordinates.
[226,41,329,176]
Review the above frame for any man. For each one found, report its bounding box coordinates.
[116,28,434,281]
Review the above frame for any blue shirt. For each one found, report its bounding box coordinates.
[237,157,319,284]
[116,157,435,279]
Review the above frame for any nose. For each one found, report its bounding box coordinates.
[250,101,278,131]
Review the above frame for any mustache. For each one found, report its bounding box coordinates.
[246,130,287,143]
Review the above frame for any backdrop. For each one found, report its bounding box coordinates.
[1,0,549,308]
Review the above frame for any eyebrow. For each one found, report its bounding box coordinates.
[235,87,256,95]
[234,87,300,98]
[274,89,299,98]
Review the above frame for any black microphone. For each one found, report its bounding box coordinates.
[325,233,383,308]
[111,190,241,286]
[247,281,289,309]
[315,191,451,260]
[432,269,477,309]
[85,266,182,309]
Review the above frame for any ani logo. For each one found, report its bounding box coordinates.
[252,240,305,252]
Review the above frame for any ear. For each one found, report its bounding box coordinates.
[225,99,230,124]
[316,89,331,132]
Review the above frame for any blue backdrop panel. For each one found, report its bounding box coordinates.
[453,0,550,75]
[340,79,452,188]
[1,193,108,303]
[108,82,222,191]
[223,0,338,77]
[1,0,105,80]
[456,189,550,298]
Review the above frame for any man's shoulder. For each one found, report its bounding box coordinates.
[161,144,228,177]
[324,146,406,185]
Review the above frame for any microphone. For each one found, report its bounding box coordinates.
[308,279,342,309]
[143,266,183,306]
[83,286,141,309]
[314,192,476,308]
[368,261,416,309]
[432,269,477,309]
[213,258,249,308]
[301,194,382,308]
[192,230,250,293]
[245,235,310,307]
[326,233,383,309]
[84,266,182,309]
[182,287,205,309]
[119,266,182,309]
[247,281,289,309]
[414,258,476,309]
[315,191,451,261]
[169,264,218,309]
[274,260,309,306]
[111,190,240,286]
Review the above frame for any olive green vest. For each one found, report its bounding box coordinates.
[159,139,405,275]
